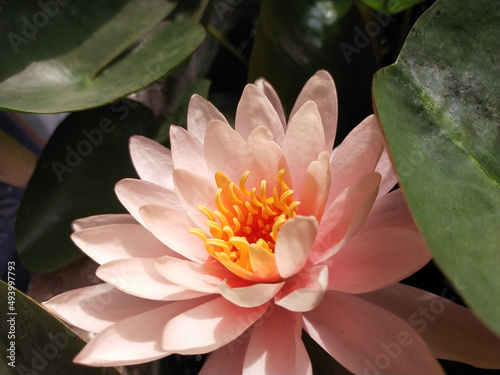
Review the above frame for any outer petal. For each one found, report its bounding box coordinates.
[245,126,290,196]
[311,172,380,264]
[303,291,445,375]
[115,178,182,226]
[243,306,312,375]
[140,204,210,263]
[282,100,326,196]
[218,280,285,308]
[204,119,247,182]
[43,283,165,333]
[199,334,249,375]
[254,77,286,128]
[129,135,174,190]
[173,168,218,230]
[275,216,318,279]
[170,125,211,180]
[357,188,418,234]
[324,228,431,293]
[375,146,398,198]
[360,283,500,369]
[235,84,285,145]
[298,151,331,222]
[74,298,214,366]
[274,265,328,312]
[155,255,237,293]
[289,70,337,151]
[71,223,178,265]
[96,258,206,301]
[72,214,136,232]
[327,114,385,206]
[187,94,229,142]
[162,297,269,355]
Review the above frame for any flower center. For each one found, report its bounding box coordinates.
[189,169,300,277]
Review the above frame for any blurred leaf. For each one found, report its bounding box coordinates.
[155,78,211,145]
[0,280,120,374]
[15,101,160,273]
[0,1,206,113]
[361,0,424,13]
[248,0,379,143]
[373,0,500,334]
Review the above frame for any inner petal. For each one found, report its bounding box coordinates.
[189,169,300,283]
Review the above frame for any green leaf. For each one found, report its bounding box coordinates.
[361,0,424,13]
[0,1,205,113]
[0,281,120,374]
[373,0,500,334]
[15,101,161,273]
[248,0,379,142]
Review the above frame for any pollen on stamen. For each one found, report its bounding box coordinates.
[188,169,300,279]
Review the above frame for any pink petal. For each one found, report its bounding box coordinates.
[303,291,445,374]
[172,168,218,229]
[74,297,214,366]
[375,146,398,198]
[327,114,385,206]
[274,265,328,312]
[71,223,178,265]
[360,283,500,369]
[282,100,326,196]
[43,283,164,333]
[235,84,285,145]
[245,126,290,196]
[199,335,249,375]
[140,204,210,263]
[155,255,236,293]
[72,214,136,231]
[129,135,175,190]
[254,77,286,128]
[275,216,318,278]
[115,178,182,226]
[187,94,229,142]
[248,244,282,282]
[218,279,285,308]
[357,189,418,235]
[311,172,381,264]
[204,119,247,182]
[162,297,269,354]
[96,258,206,301]
[243,305,312,375]
[289,70,337,151]
[170,125,211,180]
[324,228,431,293]
[298,151,331,222]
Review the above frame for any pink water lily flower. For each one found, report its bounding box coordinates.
[45,71,499,374]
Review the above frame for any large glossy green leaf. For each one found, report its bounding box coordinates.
[0,1,205,113]
[15,101,161,272]
[373,0,500,334]
[0,281,120,374]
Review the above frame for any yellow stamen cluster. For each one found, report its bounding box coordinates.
[189,169,300,273]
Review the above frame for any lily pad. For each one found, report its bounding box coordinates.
[0,1,205,113]
[0,280,120,374]
[15,101,161,273]
[373,0,500,334]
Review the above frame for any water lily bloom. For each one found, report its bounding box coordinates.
[45,71,499,374]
